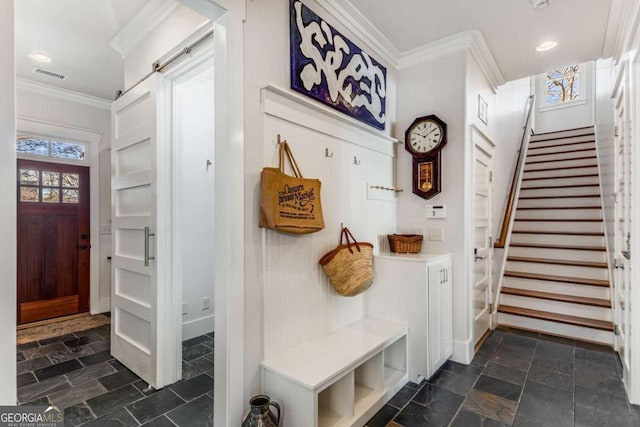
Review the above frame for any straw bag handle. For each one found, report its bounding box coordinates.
[279,141,303,178]
[340,227,361,254]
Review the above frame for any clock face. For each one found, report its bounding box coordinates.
[405,115,447,157]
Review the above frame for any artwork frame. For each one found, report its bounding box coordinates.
[289,0,387,130]
[478,95,488,125]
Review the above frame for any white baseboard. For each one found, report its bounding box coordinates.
[183,315,215,341]
[90,297,110,315]
[450,338,473,364]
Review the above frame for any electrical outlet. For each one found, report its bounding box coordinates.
[202,297,211,311]
[182,303,188,315]
[428,226,443,241]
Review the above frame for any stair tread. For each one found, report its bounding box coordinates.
[501,287,611,307]
[523,173,599,181]
[530,126,594,137]
[510,243,606,251]
[527,147,596,158]
[528,139,596,149]
[526,155,597,165]
[522,184,599,190]
[504,271,610,287]
[506,256,607,268]
[498,305,613,331]
[512,230,604,236]
[515,218,602,222]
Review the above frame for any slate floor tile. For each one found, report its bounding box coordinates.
[17,352,25,362]
[515,394,573,427]
[182,343,210,362]
[17,356,52,375]
[471,351,491,367]
[528,365,573,391]
[534,340,574,361]
[394,400,459,426]
[63,334,101,349]
[17,341,40,352]
[501,334,537,350]
[24,342,67,360]
[183,335,209,347]
[182,357,214,380]
[79,350,113,367]
[48,345,96,364]
[169,374,213,402]
[108,360,127,371]
[49,379,106,409]
[490,351,532,372]
[512,413,554,427]
[482,361,527,386]
[98,369,140,391]
[34,359,83,381]
[86,384,144,417]
[20,396,50,407]
[531,354,573,375]
[575,402,637,427]
[387,383,418,408]
[17,372,37,388]
[411,383,465,411]
[166,395,212,427]
[462,389,517,425]
[473,375,522,401]
[64,403,96,426]
[428,369,477,396]
[450,409,510,427]
[366,404,399,427]
[522,381,573,410]
[76,326,110,340]
[18,375,70,404]
[575,384,630,413]
[66,362,117,386]
[133,380,159,396]
[39,334,76,346]
[574,370,626,397]
[126,388,185,424]
[89,340,111,353]
[441,360,483,379]
[141,415,177,427]
[82,406,139,427]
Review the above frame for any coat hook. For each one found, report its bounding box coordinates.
[325,148,334,158]
[353,156,361,165]
[206,159,212,170]
[277,134,284,144]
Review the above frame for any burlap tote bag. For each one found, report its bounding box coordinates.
[319,227,374,296]
[259,141,325,234]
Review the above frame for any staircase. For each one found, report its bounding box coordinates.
[497,126,615,345]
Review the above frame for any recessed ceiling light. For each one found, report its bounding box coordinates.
[536,41,557,52]
[29,52,51,63]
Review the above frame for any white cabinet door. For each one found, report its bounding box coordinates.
[111,76,179,389]
[427,258,453,376]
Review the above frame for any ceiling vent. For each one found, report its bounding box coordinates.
[531,0,552,9]
[33,67,67,81]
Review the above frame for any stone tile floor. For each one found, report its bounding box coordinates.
[16,324,214,426]
[366,327,640,427]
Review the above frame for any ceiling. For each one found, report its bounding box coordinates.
[16,0,615,100]
[16,0,148,100]
[344,0,614,81]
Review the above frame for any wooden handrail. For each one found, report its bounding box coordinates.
[494,95,536,248]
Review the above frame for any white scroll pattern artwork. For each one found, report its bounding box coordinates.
[290,0,387,130]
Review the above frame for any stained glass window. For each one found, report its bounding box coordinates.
[545,65,580,106]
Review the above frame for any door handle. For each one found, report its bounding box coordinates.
[77,244,89,250]
[144,226,156,267]
[614,258,625,269]
[474,248,485,262]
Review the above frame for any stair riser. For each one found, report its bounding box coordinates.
[524,167,599,180]
[510,233,604,246]
[522,176,600,187]
[525,158,597,172]
[498,312,614,345]
[513,222,603,234]
[508,246,607,263]
[519,187,600,198]
[502,277,610,299]
[515,209,602,220]
[506,260,608,280]
[517,197,601,208]
[527,142,596,156]
[500,294,611,321]
[526,150,597,164]
[530,133,595,145]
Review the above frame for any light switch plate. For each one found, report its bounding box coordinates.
[428,226,443,241]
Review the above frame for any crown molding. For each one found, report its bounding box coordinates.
[315,0,401,67]
[609,0,640,65]
[16,78,111,110]
[110,0,181,57]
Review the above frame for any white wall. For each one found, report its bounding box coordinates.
[0,0,17,404]
[243,0,398,399]
[395,52,469,360]
[16,90,113,312]
[532,61,595,134]
[176,73,215,340]
[594,58,615,271]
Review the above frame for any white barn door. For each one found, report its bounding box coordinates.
[111,76,180,389]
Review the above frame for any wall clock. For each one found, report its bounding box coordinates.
[404,115,447,199]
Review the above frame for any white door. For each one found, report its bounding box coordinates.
[111,76,180,389]
[613,82,631,380]
[472,128,494,345]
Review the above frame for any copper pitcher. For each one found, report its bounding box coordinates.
[241,395,281,427]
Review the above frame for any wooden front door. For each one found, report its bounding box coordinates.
[17,159,90,324]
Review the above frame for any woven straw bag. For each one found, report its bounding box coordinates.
[319,227,374,297]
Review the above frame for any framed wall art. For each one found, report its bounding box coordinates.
[290,0,387,130]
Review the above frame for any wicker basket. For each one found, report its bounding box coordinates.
[387,234,423,254]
